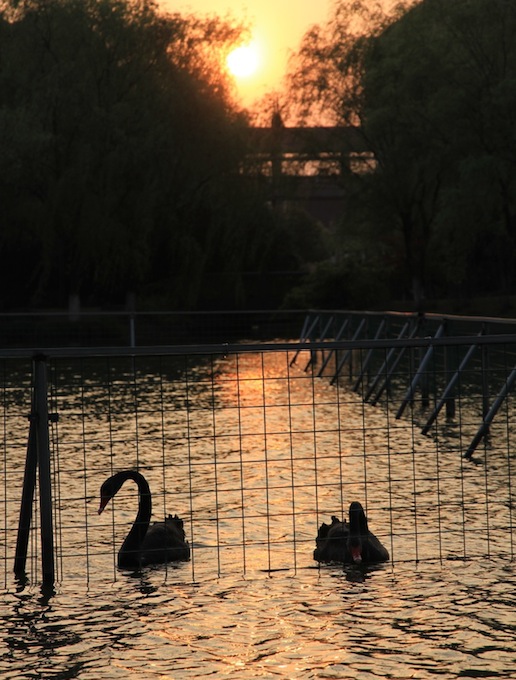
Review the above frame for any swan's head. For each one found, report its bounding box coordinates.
[98,471,128,515]
[348,501,368,563]
[348,536,362,563]
[98,481,114,514]
[349,502,368,531]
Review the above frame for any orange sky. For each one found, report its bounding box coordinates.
[160,1,334,105]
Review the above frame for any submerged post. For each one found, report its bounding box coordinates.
[369,322,421,407]
[329,318,366,384]
[14,412,38,577]
[421,337,481,435]
[34,356,55,586]
[465,365,516,459]
[304,315,334,371]
[317,317,349,378]
[395,322,445,420]
[352,318,387,392]
[289,313,320,367]
[14,356,55,586]
[363,321,409,402]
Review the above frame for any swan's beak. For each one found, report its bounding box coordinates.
[98,496,109,515]
[351,546,362,564]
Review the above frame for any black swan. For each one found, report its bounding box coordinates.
[98,470,190,569]
[314,501,389,565]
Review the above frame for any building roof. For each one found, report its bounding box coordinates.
[247,126,368,156]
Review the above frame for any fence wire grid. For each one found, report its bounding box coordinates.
[0,335,515,587]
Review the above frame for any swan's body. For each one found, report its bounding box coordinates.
[314,502,389,565]
[314,515,350,563]
[98,470,190,569]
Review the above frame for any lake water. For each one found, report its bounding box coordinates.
[0,347,515,679]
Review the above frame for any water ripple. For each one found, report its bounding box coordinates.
[1,351,515,678]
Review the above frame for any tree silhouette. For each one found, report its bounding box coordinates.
[0,0,277,309]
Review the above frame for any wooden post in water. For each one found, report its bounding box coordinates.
[421,338,481,435]
[318,318,349,378]
[352,318,387,392]
[396,323,445,419]
[465,365,516,459]
[289,313,320,367]
[34,357,55,586]
[14,412,38,578]
[329,318,365,385]
[14,356,55,586]
[444,343,456,419]
[481,338,490,423]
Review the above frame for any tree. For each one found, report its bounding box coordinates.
[362,0,516,303]
[285,0,411,126]
[287,0,516,308]
[0,0,261,309]
[285,0,415,307]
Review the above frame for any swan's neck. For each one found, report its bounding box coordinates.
[119,472,152,568]
[349,510,368,538]
[348,508,369,562]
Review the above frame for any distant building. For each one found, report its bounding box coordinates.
[244,125,372,227]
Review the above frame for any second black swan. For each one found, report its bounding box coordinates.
[98,470,190,569]
[314,501,389,564]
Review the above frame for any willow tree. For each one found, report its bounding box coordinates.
[287,0,516,307]
[285,0,412,126]
[361,0,516,302]
[284,0,415,308]
[0,0,264,309]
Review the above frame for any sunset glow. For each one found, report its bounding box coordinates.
[227,42,261,79]
[164,0,334,105]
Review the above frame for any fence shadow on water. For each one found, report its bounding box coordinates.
[0,310,514,589]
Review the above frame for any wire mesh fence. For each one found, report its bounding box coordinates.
[0,324,515,588]
[0,309,306,348]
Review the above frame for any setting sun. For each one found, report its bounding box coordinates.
[165,0,335,106]
[227,42,261,79]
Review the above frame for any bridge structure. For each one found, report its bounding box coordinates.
[244,124,371,227]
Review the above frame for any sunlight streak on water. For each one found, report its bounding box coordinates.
[1,563,515,679]
[0,349,515,678]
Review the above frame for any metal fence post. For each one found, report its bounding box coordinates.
[34,356,55,586]
[14,356,55,586]
[14,411,38,578]
[465,365,516,459]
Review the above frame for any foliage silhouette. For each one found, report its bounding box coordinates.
[287,0,516,309]
[0,0,325,310]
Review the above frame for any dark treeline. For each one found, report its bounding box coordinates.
[284,0,516,313]
[1,0,516,314]
[0,0,317,311]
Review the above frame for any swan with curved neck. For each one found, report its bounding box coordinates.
[314,501,389,565]
[98,470,190,569]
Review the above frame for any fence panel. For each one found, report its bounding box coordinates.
[0,334,514,588]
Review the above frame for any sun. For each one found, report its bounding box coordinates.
[227,42,261,79]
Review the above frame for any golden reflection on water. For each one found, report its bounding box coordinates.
[0,349,515,678]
